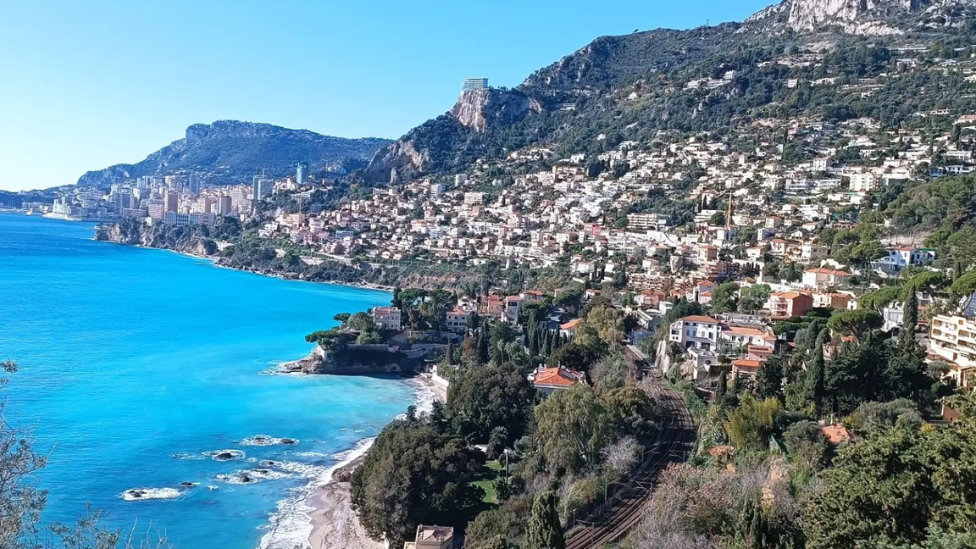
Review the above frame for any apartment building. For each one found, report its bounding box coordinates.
[929,315,976,389]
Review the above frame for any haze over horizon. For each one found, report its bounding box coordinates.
[0,0,771,192]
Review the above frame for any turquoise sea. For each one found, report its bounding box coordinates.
[0,212,416,549]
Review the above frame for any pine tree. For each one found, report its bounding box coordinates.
[806,330,828,417]
[716,371,728,402]
[527,491,565,549]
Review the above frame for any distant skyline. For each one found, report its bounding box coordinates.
[0,0,773,191]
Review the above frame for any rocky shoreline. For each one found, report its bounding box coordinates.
[93,226,395,293]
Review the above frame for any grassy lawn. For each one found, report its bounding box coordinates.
[472,459,504,504]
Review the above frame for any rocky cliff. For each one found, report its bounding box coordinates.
[365,88,542,183]
[279,344,415,375]
[77,120,391,188]
[748,0,976,33]
[449,89,542,133]
[94,220,216,256]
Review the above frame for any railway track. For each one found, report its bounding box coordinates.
[565,360,696,549]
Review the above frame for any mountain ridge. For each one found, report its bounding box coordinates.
[77,120,392,188]
[362,0,976,184]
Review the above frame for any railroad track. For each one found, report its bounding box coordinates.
[565,367,696,549]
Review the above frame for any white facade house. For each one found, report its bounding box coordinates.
[669,316,721,351]
[802,268,852,290]
[875,247,936,273]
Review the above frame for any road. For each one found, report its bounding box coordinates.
[565,348,696,549]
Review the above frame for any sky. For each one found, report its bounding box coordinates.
[0,0,773,191]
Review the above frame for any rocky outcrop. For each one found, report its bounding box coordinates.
[449,89,541,133]
[280,344,414,375]
[748,0,976,34]
[365,88,542,183]
[94,220,214,257]
[364,138,432,184]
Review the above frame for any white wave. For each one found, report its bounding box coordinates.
[257,438,375,549]
[289,451,331,458]
[203,449,246,461]
[121,488,184,501]
[400,377,437,416]
[257,376,434,549]
[240,435,300,447]
[172,452,207,461]
[215,468,291,485]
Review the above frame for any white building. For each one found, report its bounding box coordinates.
[929,315,976,389]
[669,315,721,351]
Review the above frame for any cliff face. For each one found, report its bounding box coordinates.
[365,88,541,183]
[748,0,974,33]
[449,89,541,133]
[77,121,391,189]
[94,220,215,256]
[280,345,415,375]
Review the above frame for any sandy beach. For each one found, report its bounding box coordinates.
[306,456,382,549]
[306,374,447,549]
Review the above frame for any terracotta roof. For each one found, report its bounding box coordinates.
[772,291,803,299]
[533,367,584,388]
[733,359,762,369]
[724,327,768,337]
[805,268,851,276]
[679,315,720,324]
[821,424,852,445]
[560,318,583,330]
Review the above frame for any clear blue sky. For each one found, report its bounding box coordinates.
[0,0,773,191]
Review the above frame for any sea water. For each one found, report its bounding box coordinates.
[0,213,416,549]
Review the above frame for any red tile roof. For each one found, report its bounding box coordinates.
[533,367,584,388]
[560,318,583,330]
[679,315,720,324]
[821,424,852,445]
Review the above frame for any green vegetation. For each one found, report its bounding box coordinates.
[350,413,485,547]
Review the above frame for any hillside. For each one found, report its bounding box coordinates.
[365,0,976,183]
[78,120,392,188]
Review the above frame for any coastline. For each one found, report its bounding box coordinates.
[302,374,447,549]
[161,246,397,293]
[99,237,396,294]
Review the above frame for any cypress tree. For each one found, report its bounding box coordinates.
[528,323,539,356]
[806,330,827,417]
[477,325,490,365]
[527,491,565,549]
[541,329,551,357]
[444,342,454,365]
[898,285,919,353]
[716,371,728,402]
